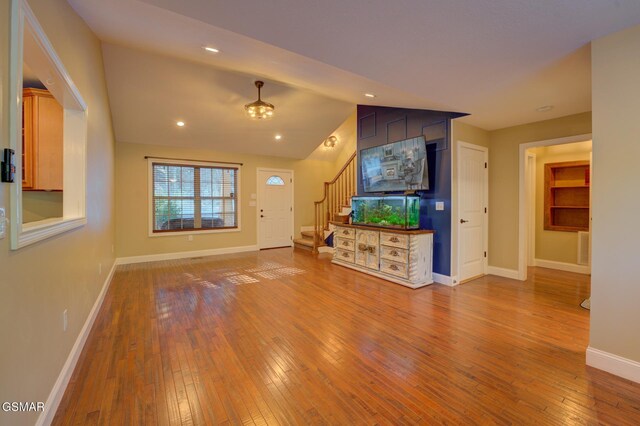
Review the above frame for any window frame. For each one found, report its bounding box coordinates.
[147,158,241,237]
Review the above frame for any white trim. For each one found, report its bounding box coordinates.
[433,273,458,286]
[256,168,294,249]
[17,217,87,248]
[317,246,334,254]
[487,266,520,280]
[116,245,259,265]
[9,0,88,250]
[456,141,489,282]
[586,347,640,384]
[533,258,590,274]
[36,261,116,426]
[147,158,242,237]
[518,133,592,281]
[526,152,537,266]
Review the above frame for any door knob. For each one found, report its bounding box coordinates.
[460,219,469,224]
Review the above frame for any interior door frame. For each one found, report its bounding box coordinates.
[526,151,537,266]
[517,133,592,281]
[456,141,489,282]
[256,167,294,249]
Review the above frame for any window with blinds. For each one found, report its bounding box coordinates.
[151,161,238,233]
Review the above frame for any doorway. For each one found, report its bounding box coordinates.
[517,134,592,280]
[457,142,488,283]
[257,168,294,249]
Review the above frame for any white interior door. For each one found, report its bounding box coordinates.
[458,143,488,282]
[257,169,293,249]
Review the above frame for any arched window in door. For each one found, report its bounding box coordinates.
[266,176,285,186]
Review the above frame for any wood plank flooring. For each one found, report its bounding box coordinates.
[53,249,640,425]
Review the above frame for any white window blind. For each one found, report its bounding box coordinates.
[151,162,238,232]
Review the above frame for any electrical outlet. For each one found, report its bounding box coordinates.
[0,208,6,239]
[188,235,193,241]
[435,201,445,211]
[63,310,68,332]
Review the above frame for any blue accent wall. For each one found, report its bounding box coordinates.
[356,105,467,276]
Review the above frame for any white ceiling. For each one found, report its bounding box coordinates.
[101,44,354,158]
[68,0,640,135]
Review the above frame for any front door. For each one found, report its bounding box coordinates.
[257,169,293,249]
[458,143,488,282]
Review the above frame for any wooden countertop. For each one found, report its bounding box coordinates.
[330,221,435,235]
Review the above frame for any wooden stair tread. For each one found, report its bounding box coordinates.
[293,238,325,248]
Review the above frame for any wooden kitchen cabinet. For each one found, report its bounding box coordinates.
[22,88,63,191]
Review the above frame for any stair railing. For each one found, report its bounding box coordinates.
[313,152,357,252]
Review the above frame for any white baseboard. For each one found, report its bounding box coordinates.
[433,273,458,286]
[317,246,334,254]
[116,245,259,265]
[487,266,520,280]
[586,346,640,384]
[534,258,591,275]
[36,261,117,426]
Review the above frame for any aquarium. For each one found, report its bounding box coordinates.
[351,195,421,230]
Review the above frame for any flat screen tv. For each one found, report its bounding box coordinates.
[361,136,429,193]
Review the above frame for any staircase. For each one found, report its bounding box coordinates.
[293,152,356,253]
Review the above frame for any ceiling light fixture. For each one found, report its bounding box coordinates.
[245,80,274,120]
[323,135,338,148]
[275,134,282,140]
[364,93,376,98]
[203,47,219,53]
[176,121,185,127]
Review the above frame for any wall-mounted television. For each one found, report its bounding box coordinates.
[361,136,429,193]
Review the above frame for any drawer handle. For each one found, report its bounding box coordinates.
[389,264,399,271]
[358,243,368,252]
[390,236,400,243]
[367,246,376,254]
[343,230,349,235]
[342,252,350,258]
[391,250,399,257]
[342,241,349,246]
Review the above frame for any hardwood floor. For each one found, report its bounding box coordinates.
[53,249,640,425]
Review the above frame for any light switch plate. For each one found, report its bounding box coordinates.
[435,201,445,211]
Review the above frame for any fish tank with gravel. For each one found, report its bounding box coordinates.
[351,195,421,230]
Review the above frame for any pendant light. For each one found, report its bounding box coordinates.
[244,81,274,119]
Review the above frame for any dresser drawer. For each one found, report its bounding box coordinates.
[380,232,409,249]
[380,245,408,264]
[335,248,355,263]
[335,237,355,251]
[380,258,409,279]
[336,227,355,240]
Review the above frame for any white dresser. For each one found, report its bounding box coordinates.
[332,223,434,288]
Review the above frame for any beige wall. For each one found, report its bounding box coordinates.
[0,0,116,425]
[450,120,490,279]
[487,112,592,270]
[530,142,591,264]
[590,24,640,363]
[116,142,336,258]
[22,191,63,223]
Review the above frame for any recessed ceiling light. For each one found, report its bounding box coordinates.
[203,47,219,53]
[176,121,185,127]
[275,134,282,140]
[536,105,553,112]
[364,93,376,98]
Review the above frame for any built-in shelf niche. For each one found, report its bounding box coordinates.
[544,160,590,232]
